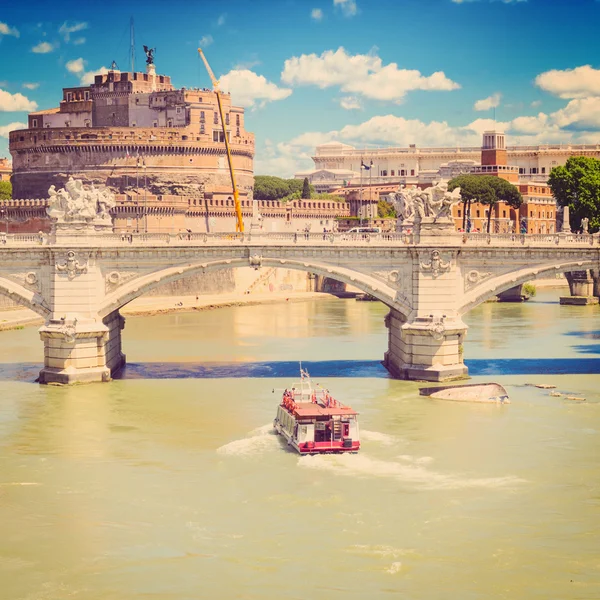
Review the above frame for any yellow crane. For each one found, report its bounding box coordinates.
[198,48,244,232]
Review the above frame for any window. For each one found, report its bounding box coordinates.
[458,209,462,217]
[541,167,546,174]
[214,112,219,124]
[519,167,525,174]
[153,121,158,127]
[66,92,72,102]
[391,170,395,176]
[167,119,173,127]
[213,130,226,142]
[503,210,506,217]
[530,167,538,174]
[200,111,205,122]
[400,169,405,176]
[84,120,91,127]
[176,107,181,114]
[84,91,90,101]
[411,169,415,176]
[225,113,229,125]
[200,124,205,134]
[32,119,38,128]
[236,127,240,137]
[476,210,480,217]
[236,114,240,126]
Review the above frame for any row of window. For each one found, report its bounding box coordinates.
[379,169,416,177]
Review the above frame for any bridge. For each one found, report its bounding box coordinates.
[0,225,598,385]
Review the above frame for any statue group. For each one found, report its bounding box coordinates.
[388,181,462,228]
[47,177,116,224]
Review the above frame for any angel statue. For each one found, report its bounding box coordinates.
[143,45,155,65]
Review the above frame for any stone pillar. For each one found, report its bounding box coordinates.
[560,270,599,305]
[384,309,468,381]
[38,311,126,384]
[37,245,127,384]
[383,240,468,382]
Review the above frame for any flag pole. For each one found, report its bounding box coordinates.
[369,159,372,225]
[359,158,363,227]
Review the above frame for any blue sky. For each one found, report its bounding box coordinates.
[1,0,600,176]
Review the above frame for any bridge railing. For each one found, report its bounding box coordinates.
[0,230,597,247]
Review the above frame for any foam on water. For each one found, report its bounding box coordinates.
[360,430,400,446]
[297,453,524,490]
[217,423,280,457]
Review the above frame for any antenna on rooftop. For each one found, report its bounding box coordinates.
[130,16,135,72]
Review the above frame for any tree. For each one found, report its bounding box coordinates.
[448,175,522,233]
[0,181,11,201]
[302,177,311,199]
[377,198,396,218]
[548,156,600,233]
[253,176,314,201]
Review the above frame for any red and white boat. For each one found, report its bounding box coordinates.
[273,368,360,454]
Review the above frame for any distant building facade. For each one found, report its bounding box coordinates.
[296,139,600,191]
[0,158,10,182]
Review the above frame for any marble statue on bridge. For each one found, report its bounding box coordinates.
[388,181,462,232]
[47,177,116,224]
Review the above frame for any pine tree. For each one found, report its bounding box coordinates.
[302,177,311,199]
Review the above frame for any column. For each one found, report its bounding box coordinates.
[383,244,468,382]
[384,308,468,382]
[37,248,126,384]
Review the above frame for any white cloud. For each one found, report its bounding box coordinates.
[31,41,55,54]
[199,34,213,48]
[0,21,19,38]
[311,8,324,20]
[219,69,292,108]
[550,98,600,131]
[0,122,27,137]
[65,58,109,85]
[217,13,226,26]
[474,92,501,111]
[255,109,593,177]
[59,21,88,42]
[530,100,542,108]
[80,67,109,86]
[22,83,40,90]
[508,112,549,135]
[339,96,362,110]
[73,37,86,45]
[0,89,38,112]
[333,0,358,17]
[535,65,600,99]
[281,47,460,103]
[66,58,85,75]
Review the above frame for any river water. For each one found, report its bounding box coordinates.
[1,289,599,599]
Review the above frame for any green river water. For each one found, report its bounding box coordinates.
[0,289,599,599]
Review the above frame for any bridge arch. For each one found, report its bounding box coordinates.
[98,257,412,320]
[459,258,597,315]
[0,275,50,319]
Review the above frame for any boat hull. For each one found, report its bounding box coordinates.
[274,421,360,454]
[419,382,510,404]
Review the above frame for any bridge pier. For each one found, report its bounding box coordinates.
[383,309,468,381]
[38,310,126,385]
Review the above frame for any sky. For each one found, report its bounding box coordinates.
[1,0,600,177]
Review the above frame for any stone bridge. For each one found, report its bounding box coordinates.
[0,228,598,384]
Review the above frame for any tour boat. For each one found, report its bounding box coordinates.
[273,369,360,454]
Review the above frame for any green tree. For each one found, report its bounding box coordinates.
[253,176,314,201]
[0,181,11,201]
[377,198,397,218]
[302,177,311,199]
[448,175,522,233]
[548,156,600,233]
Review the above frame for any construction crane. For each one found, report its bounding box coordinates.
[198,48,244,232]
